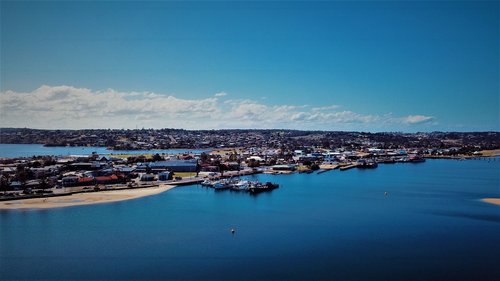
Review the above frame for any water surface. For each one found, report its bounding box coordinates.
[1,159,499,280]
[0,143,207,158]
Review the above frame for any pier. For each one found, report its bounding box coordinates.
[317,164,339,174]
[339,163,359,171]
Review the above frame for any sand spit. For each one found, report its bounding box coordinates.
[481,198,500,206]
[0,185,175,210]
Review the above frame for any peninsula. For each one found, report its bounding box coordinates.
[1,128,498,209]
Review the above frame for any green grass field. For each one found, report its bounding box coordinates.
[172,172,197,178]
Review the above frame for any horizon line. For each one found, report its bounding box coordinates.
[1,127,499,134]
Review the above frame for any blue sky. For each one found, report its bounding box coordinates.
[1,0,498,131]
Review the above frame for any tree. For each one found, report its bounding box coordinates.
[247,158,259,168]
[237,159,242,172]
[16,165,29,186]
[42,156,56,166]
[311,164,320,171]
[136,155,147,163]
[0,174,9,194]
[127,156,137,164]
[218,163,227,176]
[152,153,163,162]
[229,153,238,162]
[39,176,51,193]
[200,152,209,163]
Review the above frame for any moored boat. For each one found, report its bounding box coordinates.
[248,182,279,194]
[213,180,231,190]
[409,155,426,163]
[231,180,250,191]
[204,178,279,194]
[201,179,213,187]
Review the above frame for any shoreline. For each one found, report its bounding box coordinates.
[0,185,175,210]
[481,198,500,206]
[1,144,499,159]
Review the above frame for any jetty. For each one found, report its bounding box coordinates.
[317,164,339,174]
[169,177,204,186]
[339,163,359,171]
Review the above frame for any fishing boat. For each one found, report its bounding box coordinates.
[248,182,279,194]
[409,155,426,163]
[213,179,231,190]
[395,156,410,163]
[206,178,278,194]
[231,180,250,191]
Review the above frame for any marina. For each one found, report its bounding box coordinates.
[1,145,498,205]
[201,178,279,194]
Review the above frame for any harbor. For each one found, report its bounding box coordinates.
[1,158,499,281]
[1,0,498,279]
[1,145,498,206]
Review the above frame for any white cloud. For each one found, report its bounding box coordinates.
[0,85,436,130]
[311,105,340,111]
[214,92,227,97]
[403,115,435,124]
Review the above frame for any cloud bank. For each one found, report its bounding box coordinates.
[0,85,435,130]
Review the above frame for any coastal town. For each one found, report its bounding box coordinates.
[2,0,499,279]
[2,128,499,151]
[0,128,498,206]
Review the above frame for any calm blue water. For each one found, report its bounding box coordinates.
[1,159,499,281]
[0,144,207,157]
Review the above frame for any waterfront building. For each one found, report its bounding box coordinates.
[158,171,172,181]
[135,160,198,173]
[149,160,198,172]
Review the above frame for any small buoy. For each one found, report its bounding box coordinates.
[231,228,235,234]
[384,192,389,197]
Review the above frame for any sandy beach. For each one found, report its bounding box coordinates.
[0,185,175,210]
[479,149,500,157]
[482,198,500,206]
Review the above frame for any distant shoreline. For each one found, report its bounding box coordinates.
[0,185,175,210]
[0,143,210,158]
[0,143,498,159]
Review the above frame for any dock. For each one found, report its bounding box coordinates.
[339,163,359,171]
[317,164,339,174]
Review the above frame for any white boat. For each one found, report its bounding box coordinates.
[200,179,213,187]
[231,180,249,191]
